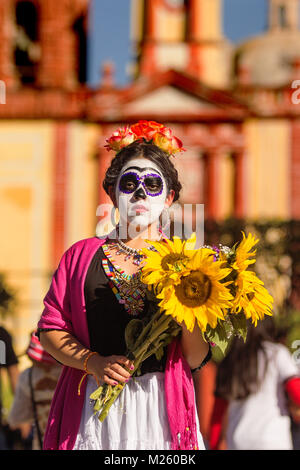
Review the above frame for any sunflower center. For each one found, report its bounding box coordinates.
[161,253,187,272]
[175,271,212,308]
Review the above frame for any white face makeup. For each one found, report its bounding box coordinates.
[115,158,168,229]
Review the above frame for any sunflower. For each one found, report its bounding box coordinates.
[232,231,258,271]
[155,248,233,332]
[140,232,205,292]
[230,232,273,325]
[232,270,273,326]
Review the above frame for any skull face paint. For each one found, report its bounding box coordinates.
[115,158,168,229]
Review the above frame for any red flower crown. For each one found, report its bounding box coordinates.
[104,120,185,157]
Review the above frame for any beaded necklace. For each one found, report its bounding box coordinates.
[102,243,148,316]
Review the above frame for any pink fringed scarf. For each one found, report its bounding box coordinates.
[164,337,199,450]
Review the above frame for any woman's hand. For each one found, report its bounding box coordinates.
[87,354,134,387]
[39,330,135,387]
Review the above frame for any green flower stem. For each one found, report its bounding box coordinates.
[92,314,181,422]
[131,316,172,360]
[131,308,163,351]
[98,383,125,422]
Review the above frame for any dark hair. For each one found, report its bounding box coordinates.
[102,140,182,202]
[215,317,277,401]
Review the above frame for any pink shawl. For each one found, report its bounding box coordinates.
[165,338,199,450]
[38,236,198,450]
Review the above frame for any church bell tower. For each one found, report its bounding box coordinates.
[0,0,89,90]
[130,0,233,89]
[269,0,299,31]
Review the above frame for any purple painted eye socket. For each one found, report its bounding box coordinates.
[119,171,164,197]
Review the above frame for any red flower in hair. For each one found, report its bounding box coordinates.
[131,120,165,141]
[104,120,185,157]
[104,126,136,152]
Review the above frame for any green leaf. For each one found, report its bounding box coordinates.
[205,313,249,359]
[89,385,103,401]
[205,322,232,357]
[93,398,101,413]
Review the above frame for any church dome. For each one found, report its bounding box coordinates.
[234,29,300,88]
[233,0,300,88]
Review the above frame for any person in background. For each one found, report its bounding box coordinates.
[0,325,19,449]
[7,331,62,450]
[209,318,300,450]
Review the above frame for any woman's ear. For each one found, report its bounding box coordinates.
[165,189,175,208]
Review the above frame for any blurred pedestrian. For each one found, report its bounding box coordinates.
[0,325,19,449]
[289,348,300,450]
[209,318,300,450]
[7,331,62,450]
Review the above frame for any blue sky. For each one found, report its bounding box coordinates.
[87,0,268,87]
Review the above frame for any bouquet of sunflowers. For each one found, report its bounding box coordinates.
[89,231,273,422]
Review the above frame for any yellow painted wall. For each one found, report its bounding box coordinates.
[0,120,101,366]
[201,45,233,89]
[66,121,100,247]
[156,4,186,42]
[199,0,223,40]
[0,121,53,361]
[244,119,290,219]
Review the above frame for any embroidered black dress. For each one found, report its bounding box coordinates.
[84,246,167,375]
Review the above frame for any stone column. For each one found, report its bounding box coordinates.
[233,150,246,219]
[203,148,221,219]
[139,0,157,77]
[36,0,78,89]
[0,0,18,89]
[186,0,202,78]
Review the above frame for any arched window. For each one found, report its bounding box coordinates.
[14,1,40,84]
[184,0,190,41]
[73,15,88,84]
[279,4,287,28]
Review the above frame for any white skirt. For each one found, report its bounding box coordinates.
[73,372,206,450]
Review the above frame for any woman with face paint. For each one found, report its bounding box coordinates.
[37,123,211,450]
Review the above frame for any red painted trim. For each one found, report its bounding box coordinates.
[203,149,220,219]
[188,0,200,39]
[145,0,158,40]
[113,112,247,124]
[187,41,202,79]
[52,121,68,268]
[118,69,248,111]
[0,0,18,88]
[139,42,157,77]
[186,0,202,77]
[290,120,300,219]
[233,150,245,218]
